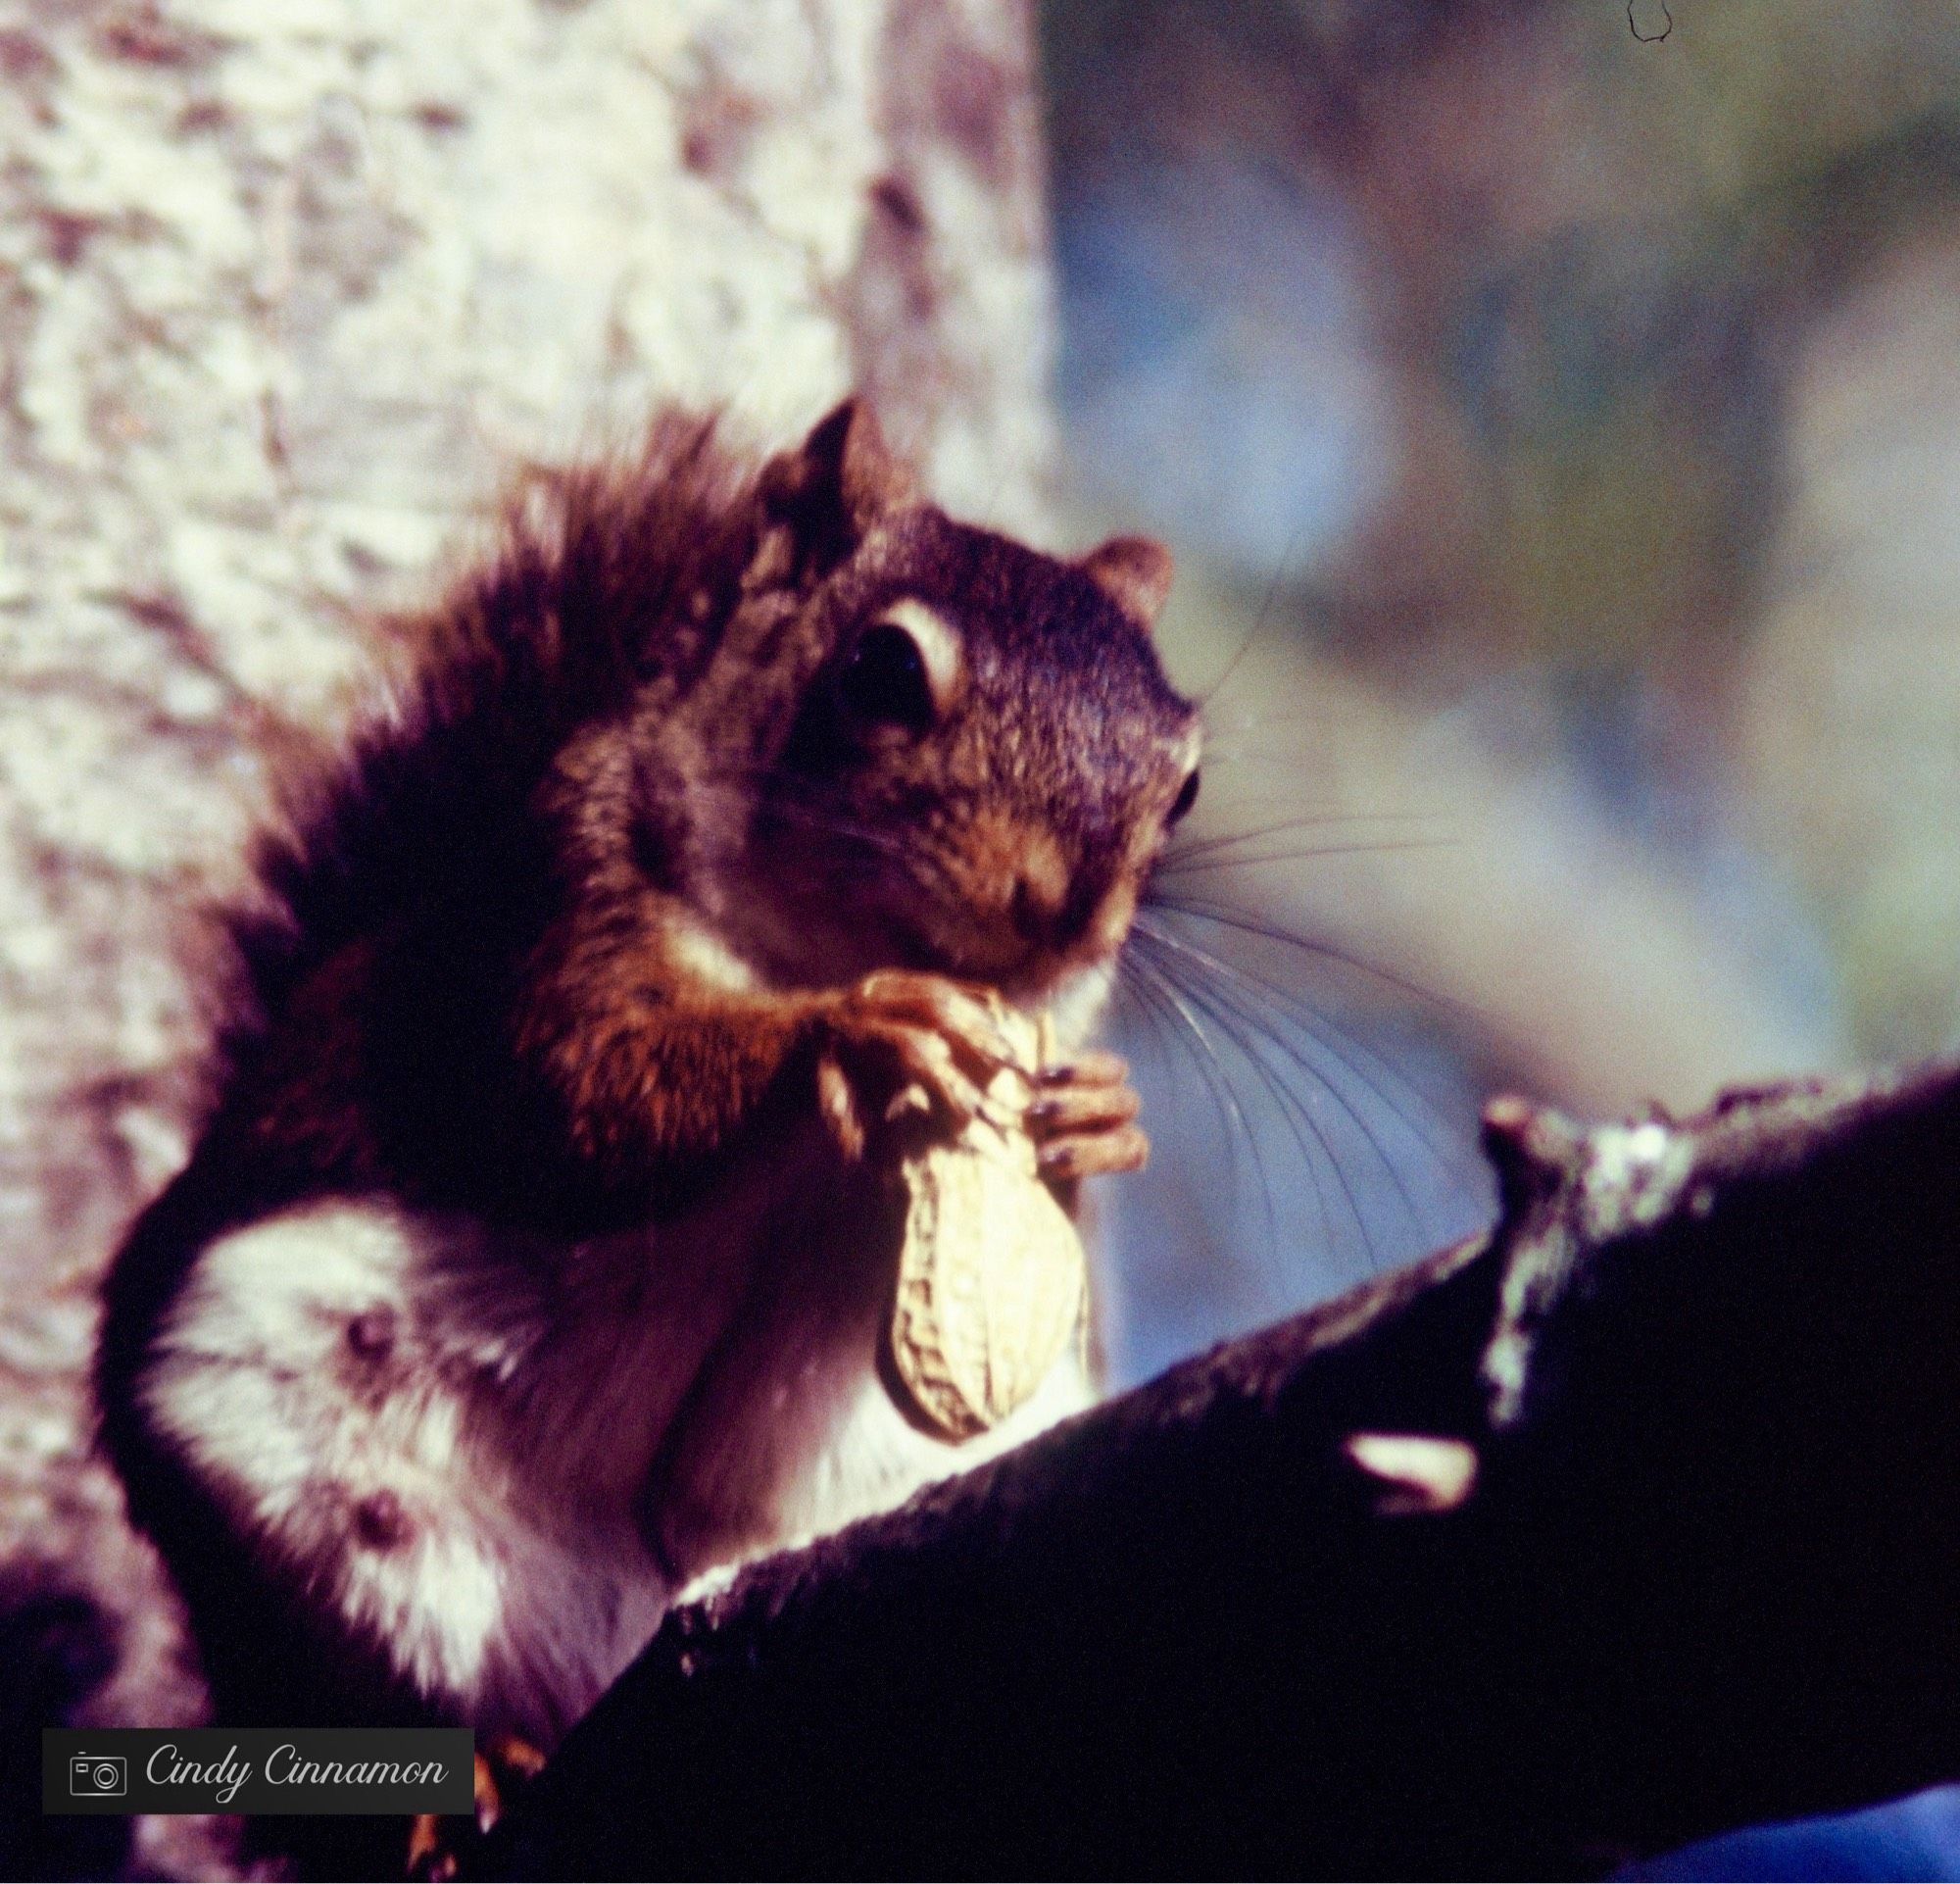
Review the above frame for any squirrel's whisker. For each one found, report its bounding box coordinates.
[1140,940,1346,1259]
[1142,895,1488,1031]
[1160,811,1450,867]
[1112,952,1246,1199]
[1155,836,1456,878]
[1136,900,1490,1180]
[1132,919,1479,1234]
[1119,945,1286,1260]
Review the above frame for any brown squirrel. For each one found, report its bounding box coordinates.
[95,399,1200,1785]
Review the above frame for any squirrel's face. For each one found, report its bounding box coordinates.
[742,404,1200,1003]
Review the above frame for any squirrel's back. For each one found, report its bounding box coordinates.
[95,414,775,1720]
[221,412,763,1082]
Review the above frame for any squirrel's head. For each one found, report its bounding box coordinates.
[724,400,1200,1010]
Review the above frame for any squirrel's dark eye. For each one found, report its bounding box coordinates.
[839,622,936,734]
[1168,768,1200,826]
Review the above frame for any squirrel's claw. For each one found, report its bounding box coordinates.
[817,1016,990,1159]
[1026,1050,1149,1179]
[405,1812,454,1883]
[475,1734,545,1830]
[818,969,1029,1160]
[1034,1047,1129,1090]
[1036,1121,1150,1179]
[851,969,1023,1073]
[403,1735,545,1881]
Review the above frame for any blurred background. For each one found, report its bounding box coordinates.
[1037,1,1960,1874]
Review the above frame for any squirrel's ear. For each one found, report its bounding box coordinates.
[756,398,913,576]
[1081,535,1175,629]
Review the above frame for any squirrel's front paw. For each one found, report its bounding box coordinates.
[1025,1049,1149,1181]
[816,969,1028,1161]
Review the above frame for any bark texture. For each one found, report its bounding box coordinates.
[482,1062,1960,1880]
[0,4,1053,1875]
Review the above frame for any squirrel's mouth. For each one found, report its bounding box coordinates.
[995,908,1140,1008]
[954,932,1126,1017]
[1014,956,1121,1050]
[845,871,1134,1018]
[885,913,1117,1048]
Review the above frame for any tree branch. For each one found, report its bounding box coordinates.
[481,1063,1960,1880]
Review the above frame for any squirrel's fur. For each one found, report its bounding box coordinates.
[96,400,1199,1798]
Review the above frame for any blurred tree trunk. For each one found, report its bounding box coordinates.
[0,3,1052,1874]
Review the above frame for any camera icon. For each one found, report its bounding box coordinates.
[69,1755,125,1798]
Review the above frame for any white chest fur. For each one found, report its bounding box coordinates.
[137,1152,1092,1746]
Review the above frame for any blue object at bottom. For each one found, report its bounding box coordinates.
[1629,1787,1960,1882]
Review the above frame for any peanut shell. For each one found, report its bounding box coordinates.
[887,1010,1086,1440]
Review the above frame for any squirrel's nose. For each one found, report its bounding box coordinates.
[1010,866,1108,952]
[1005,828,1072,947]
[1009,870,1066,945]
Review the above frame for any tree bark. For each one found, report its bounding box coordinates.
[481,1062,1960,1880]
[0,5,1052,1876]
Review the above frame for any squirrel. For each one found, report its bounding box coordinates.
[94,398,1201,1785]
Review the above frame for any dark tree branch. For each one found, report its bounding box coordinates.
[480,1064,1960,1880]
